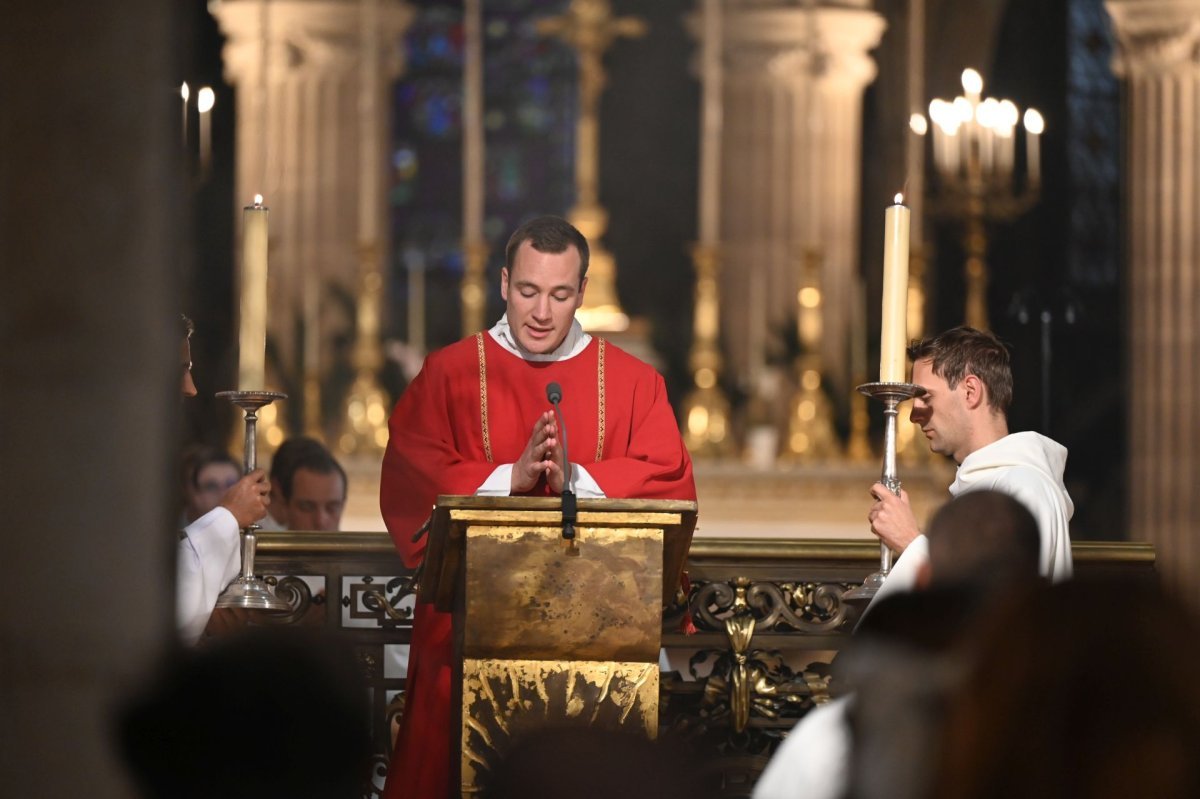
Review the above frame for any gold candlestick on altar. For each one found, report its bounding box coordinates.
[682,244,732,457]
[538,0,645,332]
[340,0,390,457]
[340,242,390,456]
[461,0,489,337]
[782,247,839,461]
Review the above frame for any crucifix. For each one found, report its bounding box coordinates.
[538,0,646,331]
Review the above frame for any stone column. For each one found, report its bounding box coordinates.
[1,1,181,794]
[211,0,413,387]
[1107,0,1200,605]
[720,1,885,396]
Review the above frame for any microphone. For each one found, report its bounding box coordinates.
[545,382,576,540]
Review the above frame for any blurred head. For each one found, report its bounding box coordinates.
[501,216,589,354]
[119,628,371,799]
[183,446,241,523]
[278,445,347,531]
[908,327,1012,463]
[918,490,1041,591]
[930,578,1200,799]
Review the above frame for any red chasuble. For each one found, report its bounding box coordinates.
[379,332,695,798]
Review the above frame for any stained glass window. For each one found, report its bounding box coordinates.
[388,0,576,357]
[1065,0,1119,287]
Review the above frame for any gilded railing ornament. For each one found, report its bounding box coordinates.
[725,613,756,733]
[689,577,856,634]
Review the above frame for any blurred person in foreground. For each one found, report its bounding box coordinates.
[928,576,1200,799]
[755,490,1042,799]
[118,627,371,799]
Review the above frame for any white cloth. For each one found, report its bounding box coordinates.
[867,432,1074,607]
[476,315,604,497]
[753,696,852,799]
[177,506,241,644]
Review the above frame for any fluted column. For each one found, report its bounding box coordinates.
[211,0,413,390]
[1108,0,1200,605]
[720,1,885,396]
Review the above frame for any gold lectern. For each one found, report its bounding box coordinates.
[420,495,698,796]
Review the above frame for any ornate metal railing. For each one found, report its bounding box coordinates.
[251,532,1156,797]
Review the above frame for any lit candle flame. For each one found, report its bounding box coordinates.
[180,82,190,101]
[197,87,215,114]
[253,193,264,206]
[961,68,983,95]
[1023,108,1045,135]
[894,193,904,205]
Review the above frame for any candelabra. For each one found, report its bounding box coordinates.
[843,380,923,602]
[924,68,1042,330]
[681,244,733,457]
[214,390,290,611]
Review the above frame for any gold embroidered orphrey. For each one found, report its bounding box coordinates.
[475,333,608,466]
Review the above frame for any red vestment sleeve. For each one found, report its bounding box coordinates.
[380,346,498,568]
[584,367,696,502]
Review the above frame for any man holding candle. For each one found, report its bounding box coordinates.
[177,315,272,644]
[378,215,696,798]
[867,326,1073,602]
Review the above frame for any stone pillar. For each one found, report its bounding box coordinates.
[211,0,413,385]
[1,1,181,795]
[720,1,885,396]
[1107,0,1200,605]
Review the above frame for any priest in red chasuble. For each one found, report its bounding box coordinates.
[379,215,697,798]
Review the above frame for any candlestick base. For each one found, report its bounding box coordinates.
[843,380,924,603]
[214,390,291,612]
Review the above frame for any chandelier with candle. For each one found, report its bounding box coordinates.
[922,68,1043,330]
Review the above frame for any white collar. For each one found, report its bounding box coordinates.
[488,313,591,362]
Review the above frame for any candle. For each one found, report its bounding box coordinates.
[197,86,215,175]
[239,195,269,389]
[879,194,911,383]
[1024,108,1043,186]
[180,82,189,150]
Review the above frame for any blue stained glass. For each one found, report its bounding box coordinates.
[390,0,578,351]
[1065,0,1119,287]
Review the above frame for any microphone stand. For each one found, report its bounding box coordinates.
[549,395,577,541]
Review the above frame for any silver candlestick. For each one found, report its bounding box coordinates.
[214,389,291,611]
[843,381,924,602]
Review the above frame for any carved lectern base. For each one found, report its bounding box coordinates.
[460,657,659,794]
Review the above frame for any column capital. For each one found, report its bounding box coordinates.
[1107,0,1200,77]
[211,0,415,84]
[713,5,885,90]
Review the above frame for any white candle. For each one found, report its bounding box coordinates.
[197,86,215,175]
[240,195,269,389]
[180,82,189,150]
[1024,108,1044,186]
[879,195,911,383]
